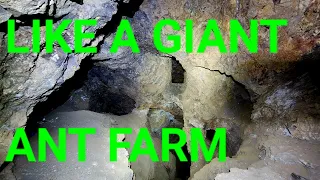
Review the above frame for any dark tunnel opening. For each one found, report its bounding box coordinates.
[206,129,215,140]
[1,0,192,179]
[297,46,320,89]
[174,144,191,180]
[169,140,191,180]
[206,128,242,158]
[171,57,185,84]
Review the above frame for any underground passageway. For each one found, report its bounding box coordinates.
[1,0,320,180]
[10,55,194,180]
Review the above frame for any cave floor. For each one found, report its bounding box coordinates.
[9,110,134,180]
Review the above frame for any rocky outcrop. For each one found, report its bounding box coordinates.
[0,0,122,165]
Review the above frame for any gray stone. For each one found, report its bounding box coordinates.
[0,5,11,24]
[215,167,284,180]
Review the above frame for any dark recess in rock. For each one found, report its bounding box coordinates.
[206,129,215,140]
[171,144,191,180]
[226,126,242,157]
[171,57,185,83]
[0,162,8,174]
[206,128,242,158]
[0,20,8,33]
[70,0,84,5]
[85,66,137,115]
[297,46,320,88]
[88,89,136,115]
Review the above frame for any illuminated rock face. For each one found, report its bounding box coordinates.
[0,0,320,179]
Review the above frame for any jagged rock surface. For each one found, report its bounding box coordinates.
[0,0,119,165]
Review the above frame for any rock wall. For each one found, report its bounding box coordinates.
[126,0,319,176]
[0,0,124,165]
